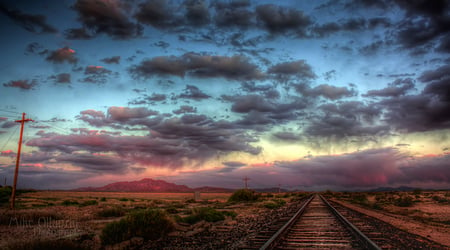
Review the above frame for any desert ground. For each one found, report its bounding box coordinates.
[0,189,449,249]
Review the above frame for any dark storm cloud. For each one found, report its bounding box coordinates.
[64,27,94,40]
[1,121,18,129]
[28,113,262,168]
[129,53,262,80]
[213,1,254,28]
[0,164,91,189]
[46,47,78,64]
[268,60,316,81]
[304,101,387,138]
[56,153,129,173]
[70,0,142,40]
[0,3,58,34]
[178,85,210,100]
[80,65,113,84]
[272,131,302,141]
[108,106,158,121]
[49,73,71,84]
[3,79,37,90]
[101,56,121,64]
[231,95,273,113]
[148,93,167,102]
[134,0,181,29]
[294,83,356,100]
[275,148,401,187]
[312,18,391,38]
[255,4,312,36]
[173,105,197,114]
[375,65,450,132]
[77,107,159,129]
[184,0,210,26]
[364,78,415,97]
[394,0,450,52]
[25,42,45,55]
[418,64,450,83]
[220,161,246,172]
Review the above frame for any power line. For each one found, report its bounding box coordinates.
[0,109,21,115]
[0,124,19,152]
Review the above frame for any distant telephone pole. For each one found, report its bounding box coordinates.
[10,113,33,209]
[243,176,250,189]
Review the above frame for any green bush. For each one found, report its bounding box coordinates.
[0,186,11,205]
[101,209,174,245]
[180,207,226,224]
[97,207,125,218]
[118,198,128,202]
[100,197,107,202]
[61,200,79,206]
[263,199,286,209]
[228,189,260,203]
[222,210,237,219]
[80,200,98,207]
[351,193,369,205]
[101,219,129,245]
[395,196,414,207]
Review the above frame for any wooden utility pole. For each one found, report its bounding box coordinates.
[10,113,33,209]
[243,176,250,189]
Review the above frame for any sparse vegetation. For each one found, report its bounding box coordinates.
[97,206,126,218]
[263,198,286,209]
[179,207,225,224]
[394,196,414,207]
[0,186,11,205]
[228,189,259,203]
[80,200,98,207]
[101,209,174,245]
[61,200,79,206]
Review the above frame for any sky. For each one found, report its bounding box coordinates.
[0,0,449,191]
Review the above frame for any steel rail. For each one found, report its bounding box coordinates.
[259,194,382,250]
[320,195,381,250]
[259,194,314,250]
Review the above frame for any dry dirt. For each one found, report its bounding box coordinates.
[332,197,450,247]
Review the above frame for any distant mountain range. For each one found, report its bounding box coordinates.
[74,178,233,193]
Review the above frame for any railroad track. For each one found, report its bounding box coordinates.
[259,194,380,250]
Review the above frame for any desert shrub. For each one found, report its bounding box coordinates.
[228,189,259,203]
[395,196,414,207]
[445,192,450,197]
[118,198,128,202]
[101,209,174,245]
[185,198,196,203]
[222,210,237,219]
[165,207,179,214]
[180,207,226,224]
[0,186,11,205]
[413,189,422,195]
[266,193,274,198]
[97,206,125,218]
[61,200,79,206]
[371,202,383,210]
[101,219,129,245]
[351,193,369,205]
[263,198,286,209]
[100,197,107,202]
[80,200,98,207]
[432,196,449,203]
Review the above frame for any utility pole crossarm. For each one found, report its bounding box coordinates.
[10,112,33,209]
